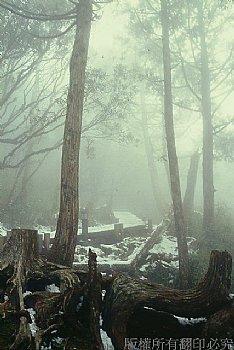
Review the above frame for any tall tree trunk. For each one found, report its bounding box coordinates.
[140,92,165,219]
[183,150,201,221]
[48,0,92,267]
[160,0,189,289]
[161,94,171,192]
[197,3,214,233]
[18,72,40,227]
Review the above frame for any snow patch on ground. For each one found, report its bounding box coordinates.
[41,345,52,350]
[33,211,145,238]
[74,236,147,265]
[80,210,144,234]
[113,211,144,227]
[140,234,196,272]
[139,264,149,272]
[0,222,7,236]
[149,234,177,257]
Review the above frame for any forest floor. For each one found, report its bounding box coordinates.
[0,211,196,280]
[1,212,232,349]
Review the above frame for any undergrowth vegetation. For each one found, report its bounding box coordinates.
[189,204,234,291]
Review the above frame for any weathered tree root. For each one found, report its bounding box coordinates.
[0,229,104,350]
[102,250,232,350]
[1,230,233,350]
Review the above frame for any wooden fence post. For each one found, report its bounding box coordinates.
[80,208,89,235]
[38,234,43,254]
[7,230,12,240]
[44,232,51,253]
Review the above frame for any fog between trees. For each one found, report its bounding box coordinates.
[0,0,233,233]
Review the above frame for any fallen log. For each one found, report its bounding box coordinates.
[130,217,170,271]
[102,250,232,350]
[0,229,102,349]
[202,303,234,338]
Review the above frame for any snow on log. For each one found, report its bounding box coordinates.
[0,229,95,349]
[102,250,232,350]
[130,217,170,271]
[0,229,38,349]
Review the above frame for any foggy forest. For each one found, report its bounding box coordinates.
[0,0,234,349]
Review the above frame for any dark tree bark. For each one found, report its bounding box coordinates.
[1,229,39,300]
[0,229,100,349]
[48,0,92,267]
[197,2,215,234]
[160,0,189,289]
[1,231,233,350]
[202,304,234,338]
[0,229,38,349]
[86,249,104,350]
[183,150,201,221]
[102,250,232,350]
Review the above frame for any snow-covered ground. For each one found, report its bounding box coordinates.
[84,211,144,234]
[0,211,145,238]
[74,236,148,265]
[74,228,196,273]
[0,214,195,272]
[141,234,196,270]
[0,215,212,349]
[0,222,7,236]
[113,211,144,227]
[137,233,197,284]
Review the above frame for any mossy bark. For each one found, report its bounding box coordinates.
[103,250,232,350]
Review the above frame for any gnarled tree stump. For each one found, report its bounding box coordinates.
[0,229,38,349]
[0,229,104,350]
[102,250,232,350]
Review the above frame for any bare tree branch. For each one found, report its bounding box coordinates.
[30,22,76,39]
[0,140,63,169]
[213,117,234,135]
[172,28,202,102]
[212,88,234,117]
[211,67,234,92]
[0,0,76,21]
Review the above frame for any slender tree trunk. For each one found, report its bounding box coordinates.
[161,95,171,192]
[183,150,201,221]
[197,3,214,233]
[48,0,92,267]
[140,92,165,219]
[18,73,40,226]
[160,0,189,289]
